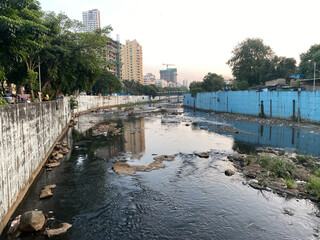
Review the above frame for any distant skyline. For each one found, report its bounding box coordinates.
[39,0,320,83]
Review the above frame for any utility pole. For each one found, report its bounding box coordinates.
[38,56,41,92]
[313,62,316,91]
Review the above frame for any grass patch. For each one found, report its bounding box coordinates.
[259,156,295,179]
[285,178,297,189]
[296,155,317,165]
[307,177,320,197]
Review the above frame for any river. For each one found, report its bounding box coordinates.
[2,101,320,240]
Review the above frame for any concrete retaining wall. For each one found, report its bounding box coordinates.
[183,91,320,122]
[0,95,152,234]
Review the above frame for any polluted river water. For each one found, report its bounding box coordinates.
[2,101,320,240]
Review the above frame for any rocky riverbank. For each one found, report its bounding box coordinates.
[227,147,320,204]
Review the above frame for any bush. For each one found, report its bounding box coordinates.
[307,177,320,196]
[259,156,295,178]
[0,97,7,105]
[70,97,78,110]
[285,178,297,189]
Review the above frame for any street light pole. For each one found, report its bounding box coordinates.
[314,62,316,91]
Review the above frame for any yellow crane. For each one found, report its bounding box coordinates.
[163,63,175,68]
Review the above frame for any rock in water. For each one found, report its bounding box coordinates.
[112,161,136,175]
[195,152,209,158]
[153,155,175,161]
[19,211,45,232]
[225,169,235,176]
[44,223,72,237]
[39,188,53,199]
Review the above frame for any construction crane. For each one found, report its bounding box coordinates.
[163,63,175,68]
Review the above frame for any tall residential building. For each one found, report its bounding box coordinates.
[82,9,101,32]
[183,80,189,89]
[160,68,178,84]
[106,36,122,79]
[121,40,143,84]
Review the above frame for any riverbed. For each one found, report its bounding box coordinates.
[2,101,320,239]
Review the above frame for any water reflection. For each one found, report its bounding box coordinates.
[185,109,320,156]
[122,118,145,159]
[73,115,146,160]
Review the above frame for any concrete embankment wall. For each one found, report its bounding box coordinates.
[0,95,152,234]
[183,91,320,122]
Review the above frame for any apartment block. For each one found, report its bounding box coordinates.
[121,40,143,84]
[160,68,178,84]
[82,9,101,32]
[106,37,122,79]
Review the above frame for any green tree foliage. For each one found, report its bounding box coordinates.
[259,56,296,83]
[0,0,48,99]
[189,81,203,90]
[40,12,112,98]
[202,72,225,92]
[227,38,274,88]
[227,38,298,89]
[122,80,160,97]
[189,81,205,97]
[92,70,122,94]
[299,44,320,79]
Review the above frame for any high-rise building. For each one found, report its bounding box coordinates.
[183,80,189,89]
[106,36,122,79]
[121,40,143,84]
[82,9,101,32]
[160,68,178,84]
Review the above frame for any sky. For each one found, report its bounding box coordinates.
[39,0,320,83]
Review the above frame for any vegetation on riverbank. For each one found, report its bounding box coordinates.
[228,148,320,202]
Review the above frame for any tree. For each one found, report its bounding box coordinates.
[92,70,122,94]
[0,0,48,99]
[189,81,203,90]
[227,38,274,88]
[202,72,225,92]
[259,56,296,83]
[40,12,112,98]
[299,44,320,79]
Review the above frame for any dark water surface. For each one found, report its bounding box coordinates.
[3,103,320,240]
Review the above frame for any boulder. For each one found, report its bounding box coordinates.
[146,160,165,171]
[19,211,46,232]
[39,189,53,199]
[112,161,136,175]
[44,223,72,237]
[62,148,69,154]
[39,184,56,199]
[195,152,209,158]
[225,169,235,176]
[46,162,60,168]
[153,155,175,161]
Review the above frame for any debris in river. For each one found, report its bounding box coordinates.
[7,215,21,238]
[91,122,120,136]
[283,208,294,216]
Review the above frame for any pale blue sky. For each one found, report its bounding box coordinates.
[39,0,320,82]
